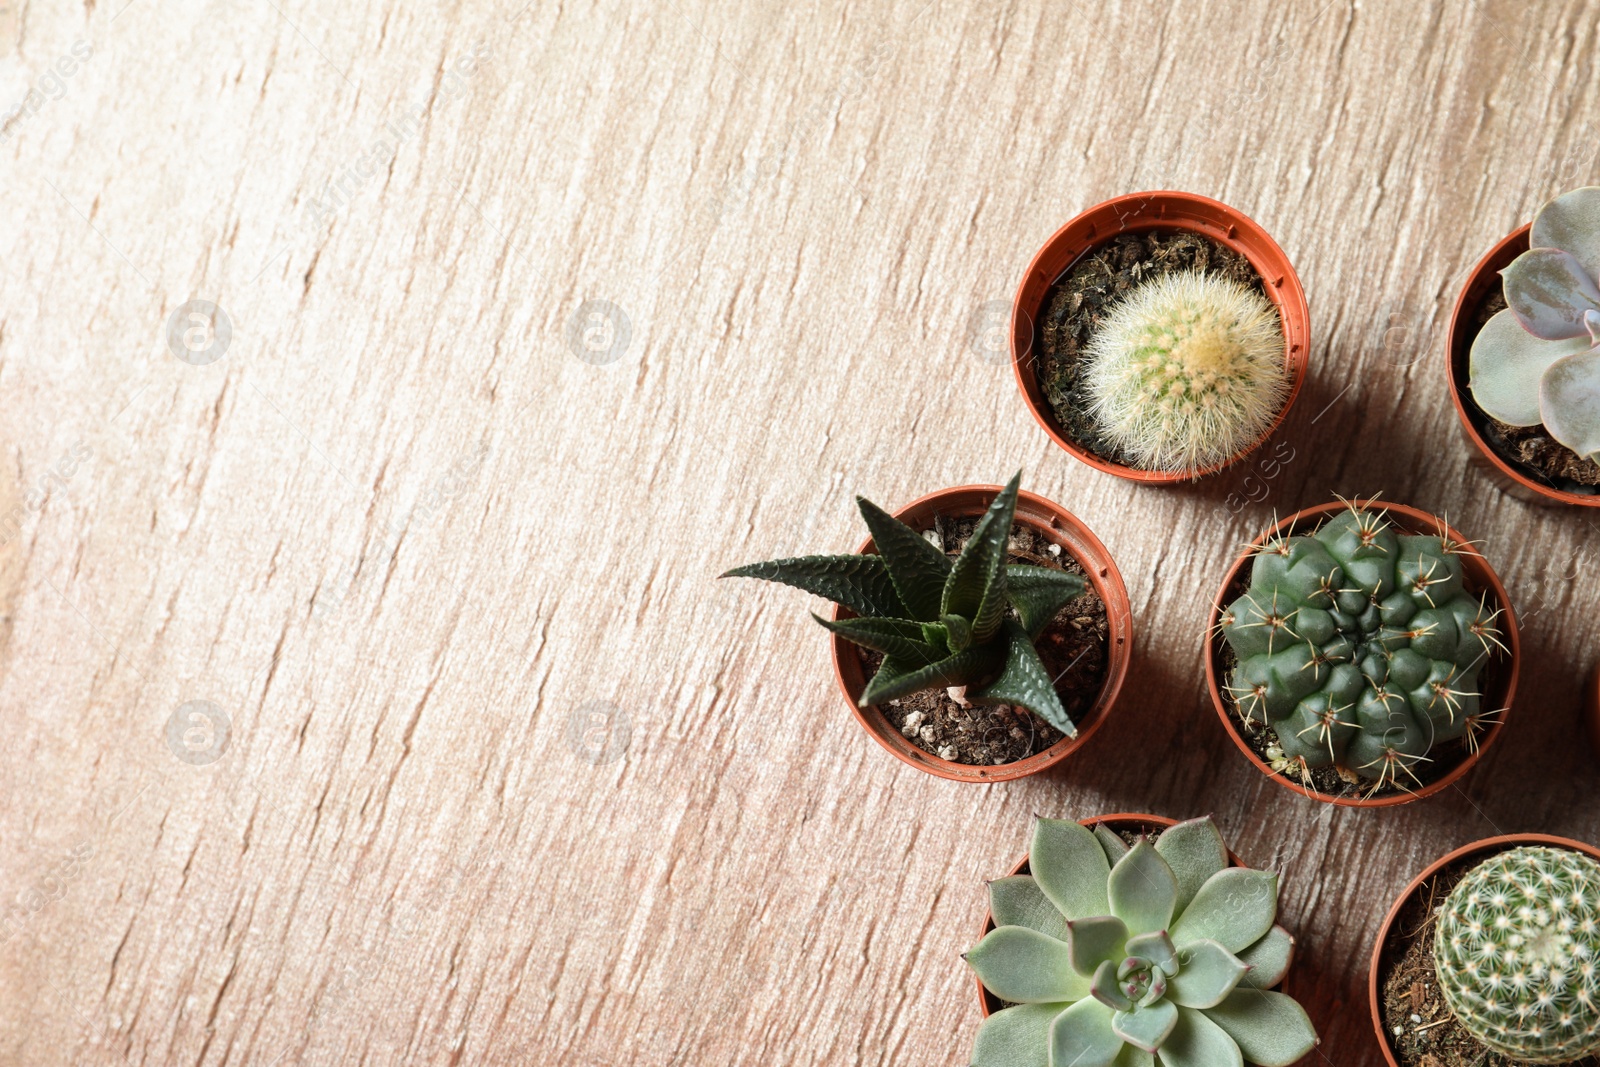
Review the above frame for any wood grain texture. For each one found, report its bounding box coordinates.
[1,0,1598,1063]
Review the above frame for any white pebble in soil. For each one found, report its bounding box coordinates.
[900,711,924,738]
[937,745,959,761]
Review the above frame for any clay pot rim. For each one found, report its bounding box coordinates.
[1203,499,1521,808]
[974,813,1275,1019]
[828,484,1132,783]
[1010,189,1311,485]
[1368,832,1600,1067]
[1446,223,1600,507]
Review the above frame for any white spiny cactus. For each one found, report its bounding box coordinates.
[1084,269,1288,472]
[1434,846,1600,1064]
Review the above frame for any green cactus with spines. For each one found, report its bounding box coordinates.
[1434,846,1600,1064]
[1217,500,1505,795]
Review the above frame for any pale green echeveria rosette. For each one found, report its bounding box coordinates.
[964,816,1318,1067]
[1470,187,1600,462]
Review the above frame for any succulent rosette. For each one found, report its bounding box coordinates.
[965,816,1317,1067]
[1470,187,1600,461]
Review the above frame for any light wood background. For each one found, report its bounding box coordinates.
[1,0,1597,1063]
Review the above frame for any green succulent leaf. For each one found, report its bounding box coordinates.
[1156,1006,1243,1067]
[1108,842,1179,937]
[1050,998,1124,1067]
[1114,1000,1179,1054]
[942,472,1020,640]
[1533,186,1600,281]
[1502,247,1600,340]
[1469,308,1590,426]
[1235,925,1294,989]
[1202,989,1318,1067]
[859,644,1002,706]
[1540,350,1600,461]
[1168,940,1250,1009]
[1115,1046,1156,1067]
[966,926,1089,1004]
[942,613,974,652]
[811,614,945,666]
[1126,931,1180,977]
[1067,916,1129,977]
[1007,565,1088,639]
[1154,818,1229,916]
[721,554,908,619]
[1094,823,1131,866]
[970,620,1075,737]
[856,496,952,622]
[1031,818,1111,921]
[988,875,1069,942]
[971,1002,1065,1067]
[1091,958,1134,1012]
[1170,869,1278,954]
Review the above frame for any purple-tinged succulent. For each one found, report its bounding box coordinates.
[1470,187,1600,462]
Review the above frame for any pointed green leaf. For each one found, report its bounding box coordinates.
[1114,1001,1179,1053]
[1469,308,1589,426]
[1091,958,1134,1012]
[1031,818,1112,922]
[1236,926,1294,989]
[812,614,945,666]
[1050,998,1124,1067]
[1067,916,1129,977]
[859,644,1002,706]
[965,926,1089,1004]
[1533,186,1600,281]
[920,621,950,649]
[1108,842,1179,938]
[942,613,973,652]
[1094,823,1131,866]
[856,496,951,622]
[1126,931,1180,977]
[1156,1007,1243,1067]
[971,621,1075,737]
[1008,564,1088,639]
[1541,350,1600,460]
[721,554,907,618]
[988,875,1069,941]
[1154,818,1229,917]
[971,1002,1067,1067]
[1502,247,1600,339]
[1202,989,1318,1067]
[1168,940,1249,1009]
[1170,870,1278,954]
[942,472,1020,638]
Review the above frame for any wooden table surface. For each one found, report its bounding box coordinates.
[2,0,1598,1063]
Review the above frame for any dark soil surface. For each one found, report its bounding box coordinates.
[1211,514,1508,801]
[1464,289,1600,492]
[1378,852,1600,1067]
[862,517,1109,766]
[1037,229,1268,466]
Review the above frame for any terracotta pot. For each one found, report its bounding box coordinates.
[1205,500,1521,808]
[1447,224,1600,507]
[975,814,1267,1018]
[1010,190,1311,484]
[1369,833,1600,1067]
[830,485,1132,782]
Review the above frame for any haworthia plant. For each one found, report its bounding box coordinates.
[720,473,1087,736]
[1470,186,1600,462]
[1217,500,1504,796]
[1434,846,1600,1064]
[966,815,1317,1067]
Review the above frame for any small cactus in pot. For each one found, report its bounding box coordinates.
[966,815,1318,1067]
[1433,845,1600,1063]
[721,472,1087,737]
[1216,499,1507,798]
